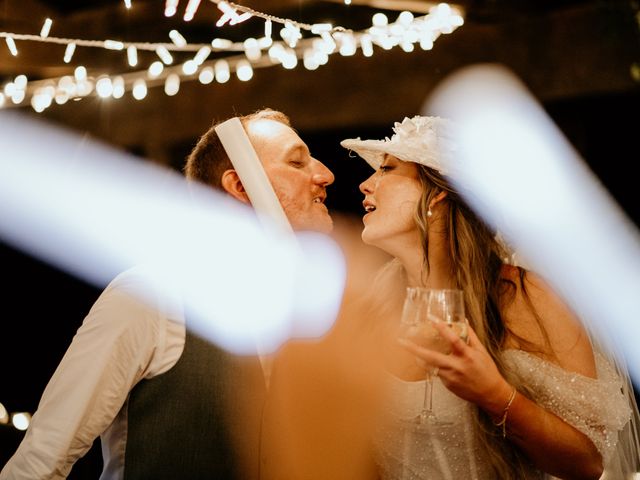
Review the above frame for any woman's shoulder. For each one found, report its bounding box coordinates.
[500,268,597,378]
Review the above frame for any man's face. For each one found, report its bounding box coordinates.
[246,118,335,234]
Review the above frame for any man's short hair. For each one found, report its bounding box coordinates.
[184,108,292,190]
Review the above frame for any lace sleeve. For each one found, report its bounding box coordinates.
[502,350,632,464]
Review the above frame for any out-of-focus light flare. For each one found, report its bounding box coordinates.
[0,111,345,354]
[0,403,8,424]
[426,63,640,381]
[11,413,31,431]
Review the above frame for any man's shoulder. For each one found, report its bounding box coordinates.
[95,264,185,324]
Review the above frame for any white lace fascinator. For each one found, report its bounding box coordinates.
[341,115,526,266]
[340,115,457,175]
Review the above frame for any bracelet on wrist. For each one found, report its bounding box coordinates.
[493,386,517,438]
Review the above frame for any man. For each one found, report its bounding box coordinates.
[187,108,334,234]
[0,108,335,480]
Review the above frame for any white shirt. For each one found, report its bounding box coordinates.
[0,266,187,480]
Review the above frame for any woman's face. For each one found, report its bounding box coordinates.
[358,155,422,252]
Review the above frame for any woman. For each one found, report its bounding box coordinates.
[341,115,639,479]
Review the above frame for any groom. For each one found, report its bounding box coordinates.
[0,108,336,480]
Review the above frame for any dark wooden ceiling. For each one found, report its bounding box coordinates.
[2,0,637,154]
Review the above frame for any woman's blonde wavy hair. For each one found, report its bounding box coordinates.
[368,163,553,478]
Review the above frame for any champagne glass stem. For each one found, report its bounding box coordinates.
[419,373,435,422]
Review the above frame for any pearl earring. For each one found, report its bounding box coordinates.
[427,208,433,217]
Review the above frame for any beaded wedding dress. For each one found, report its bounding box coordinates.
[374,349,637,480]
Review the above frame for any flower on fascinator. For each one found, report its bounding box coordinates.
[340,115,457,176]
[393,116,427,138]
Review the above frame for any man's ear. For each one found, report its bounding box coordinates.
[221,169,250,204]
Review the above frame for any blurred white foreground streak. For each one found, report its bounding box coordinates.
[0,110,345,354]
[425,64,640,476]
[425,63,640,378]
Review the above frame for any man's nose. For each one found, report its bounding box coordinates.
[311,160,335,187]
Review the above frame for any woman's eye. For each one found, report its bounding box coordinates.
[380,165,392,173]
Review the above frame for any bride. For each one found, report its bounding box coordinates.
[341,115,640,479]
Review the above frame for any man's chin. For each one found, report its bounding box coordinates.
[292,214,333,234]
[315,212,334,234]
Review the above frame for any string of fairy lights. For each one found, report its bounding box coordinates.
[0,0,464,112]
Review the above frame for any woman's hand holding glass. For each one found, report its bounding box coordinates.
[398,288,469,424]
[399,307,513,418]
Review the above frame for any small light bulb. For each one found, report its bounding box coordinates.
[236,60,253,81]
[127,45,138,67]
[169,29,187,48]
[198,66,214,84]
[215,60,230,83]
[96,76,113,98]
[112,76,125,98]
[40,18,53,38]
[156,46,173,65]
[164,73,180,96]
[5,37,18,56]
[14,75,27,90]
[74,66,87,81]
[132,78,147,100]
[148,61,164,78]
[372,13,388,27]
[182,60,198,75]
[64,43,76,63]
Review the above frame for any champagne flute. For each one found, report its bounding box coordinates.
[399,287,467,425]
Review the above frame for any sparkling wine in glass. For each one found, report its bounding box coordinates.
[400,287,467,425]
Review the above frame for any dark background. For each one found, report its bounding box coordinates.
[1,0,639,476]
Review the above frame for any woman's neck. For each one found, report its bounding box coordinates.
[402,259,456,288]
[403,227,456,289]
